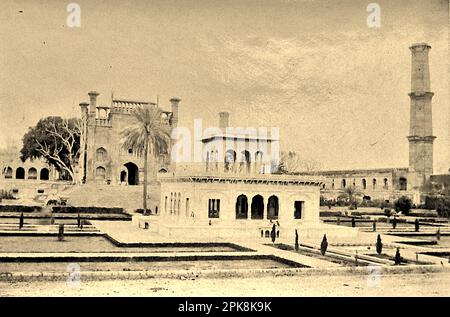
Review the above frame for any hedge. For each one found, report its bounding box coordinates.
[0,205,42,213]
[52,206,124,214]
[319,211,342,217]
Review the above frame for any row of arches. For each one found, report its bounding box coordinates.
[206,149,265,173]
[235,194,279,220]
[3,167,50,181]
[163,193,191,217]
[329,177,407,191]
[324,178,406,190]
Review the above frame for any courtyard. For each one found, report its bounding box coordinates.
[0,205,449,297]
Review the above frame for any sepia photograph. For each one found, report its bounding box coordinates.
[0,0,449,303]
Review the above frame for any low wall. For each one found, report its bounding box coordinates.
[134,215,358,240]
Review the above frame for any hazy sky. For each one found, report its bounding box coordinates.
[1,0,449,172]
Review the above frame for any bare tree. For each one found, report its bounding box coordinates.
[21,117,81,183]
[276,151,323,174]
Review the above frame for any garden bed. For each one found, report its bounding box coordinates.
[0,236,249,253]
[269,243,369,267]
[0,256,300,273]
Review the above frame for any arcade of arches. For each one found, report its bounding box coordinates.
[3,166,50,181]
[206,149,265,173]
[235,194,303,220]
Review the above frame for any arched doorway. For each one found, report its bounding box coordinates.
[224,149,236,172]
[399,177,407,190]
[4,166,13,179]
[124,162,139,185]
[235,194,248,219]
[362,179,367,189]
[240,150,251,173]
[40,168,49,180]
[251,195,264,219]
[28,168,37,180]
[16,167,25,179]
[255,151,263,174]
[95,166,106,180]
[267,195,279,219]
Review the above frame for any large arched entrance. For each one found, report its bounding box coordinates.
[235,194,248,219]
[124,162,139,185]
[251,195,264,219]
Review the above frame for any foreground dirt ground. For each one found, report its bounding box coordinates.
[1,272,449,296]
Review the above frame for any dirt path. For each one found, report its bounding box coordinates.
[1,272,449,296]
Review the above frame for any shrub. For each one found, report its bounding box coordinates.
[52,206,124,214]
[415,219,420,232]
[394,196,412,215]
[394,248,402,265]
[319,211,342,217]
[376,234,382,254]
[58,224,64,241]
[435,196,450,218]
[19,212,24,229]
[320,234,328,255]
[0,189,15,200]
[135,208,155,215]
[0,205,41,213]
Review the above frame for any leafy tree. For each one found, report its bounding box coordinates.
[20,116,81,182]
[121,105,171,215]
[337,186,364,207]
[320,234,328,255]
[394,196,412,215]
[376,234,382,254]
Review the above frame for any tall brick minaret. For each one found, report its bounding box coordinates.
[407,43,436,189]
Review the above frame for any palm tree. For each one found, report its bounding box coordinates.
[337,186,363,207]
[121,105,171,215]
